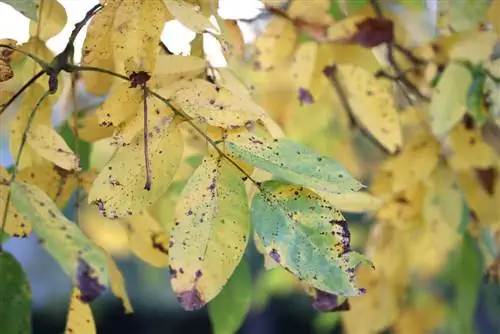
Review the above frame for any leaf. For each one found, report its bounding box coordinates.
[169,154,249,310]
[251,180,372,296]
[29,0,67,41]
[112,0,168,74]
[254,17,297,70]
[125,211,169,268]
[447,0,490,32]
[450,31,498,65]
[69,112,114,143]
[0,59,14,82]
[26,124,80,171]
[164,0,217,33]
[107,256,133,313]
[0,0,38,21]
[10,181,109,301]
[150,54,206,89]
[226,132,363,194]
[64,288,96,334]
[0,251,32,334]
[316,190,382,213]
[333,65,402,153]
[429,62,472,137]
[81,0,121,96]
[95,82,142,127]
[0,167,31,237]
[88,116,183,219]
[208,259,252,334]
[167,78,263,128]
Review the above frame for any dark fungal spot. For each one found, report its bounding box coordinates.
[169,265,177,278]
[177,289,205,311]
[151,233,169,254]
[298,87,314,105]
[76,259,106,303]
[312,290,350,312]
[195,270,202,279]
[475,167,498,195]
[269,249,281,263]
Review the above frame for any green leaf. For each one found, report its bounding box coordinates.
[0,251,31,334]
[447,0,490,32]
[208,259,252,334]
[467,70,488,125]
[251,180,371,296]
[59,121,91,171]
[0,0,38,21]
[429,62,472,136]
[169,154,249,310]
[10,181,109,302]
[226,132,363,194]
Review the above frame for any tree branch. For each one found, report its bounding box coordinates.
[0,70,45,116]
[142,84,152,190]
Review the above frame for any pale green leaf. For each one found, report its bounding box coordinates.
[208,259,252,334]
[169,154,249,310]
[251,180,371,296]
[1,0,38,21]
[226,132,363,194]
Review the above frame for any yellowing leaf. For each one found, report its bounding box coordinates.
[316,190,382,213]
[112,0,167,74]
[64,288,96,334]
[429,62,472,137]
[334,64,402,153]
[450,31,498,64]
[169,154,249,310]
[168,79,263,128]
[96,82,142,127]
[0,167,31,237]
[226,132,363,194]
[81,0,121,96]
[69,111,114,143]
[88,116,183,219]
[10,83,53,169]
[150,54,206,89]
[29,0,67,41]
[27,124,80,171]
[10,181,109,301]
[252,180,372,296]
[254,17,297,70]
[164,0,217,33]
[125,211,169,267]
[107,256,133,313]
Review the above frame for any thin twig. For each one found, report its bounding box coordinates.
[142,84,152,190]
[0,70,45,116]
[0,44,50,70]
[0,90,51,250]
[323,65,356,128]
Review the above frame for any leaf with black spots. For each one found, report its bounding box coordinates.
[64,288,96,334]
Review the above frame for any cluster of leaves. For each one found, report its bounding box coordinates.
[0,0,393,333]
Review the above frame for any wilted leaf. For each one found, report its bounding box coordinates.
[89,116,183,219]
[169,154,249,310]
[0,251,31,333]
[226,132,363,194]
[27,124,80,171]
[29,0,67,41]
[208,259,252,334]
[252,180,372,296]
[64,288,96,334]
[10,181,109,301]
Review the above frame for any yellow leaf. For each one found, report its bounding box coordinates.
[10,84,53,169]
[335,64,402,153]
[96,82,142,127]
[112,0,167,74]
[488,0,500,35]
[450,31,498,64]
[316,190,382,213]
[88,116,183,219]
[69,112,114,143]
[81,0,121,96]
[0,167,31,237]
[27,124,80,171]
[169,154,249,310]
[327,14,367,41]
[149,54,206,90]
[29,0,68,41]
[164,0,217,33]
[254,17,297,70]
[64,288,96,334]
[125,211,169,267]
[168,78,264,128]
[215,68,251,98]
[107,256,134,313]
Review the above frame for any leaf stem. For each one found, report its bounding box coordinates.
[0,70,44,116]
[0,89,51,250]
[142,84,152,190]
[323,65,356,128]
[0,44,50,70]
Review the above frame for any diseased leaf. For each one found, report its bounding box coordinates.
[332,64,402,153]
[164,0,217,33]
[64,288,96,334]
[429,62,472,137]
[150,54,206,89]
[29,0,67,41]
[10,181,109,301]
[169,154,249,310]
[316,190,382,213]
[95,82,142,127]
[0,0,38,21]
[69,112,114,143]
[125,211,169,268]
[208,259,252,334]
[226,132,363,194]
[88,116,183,219]
[27,124,80,171]
[0,167,31,237]
[252,180,372,296]
[167,79,264,128]
[254,17,297,70]
[0,251,32,334]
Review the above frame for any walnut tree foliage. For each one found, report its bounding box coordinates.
[0,0,499,333]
